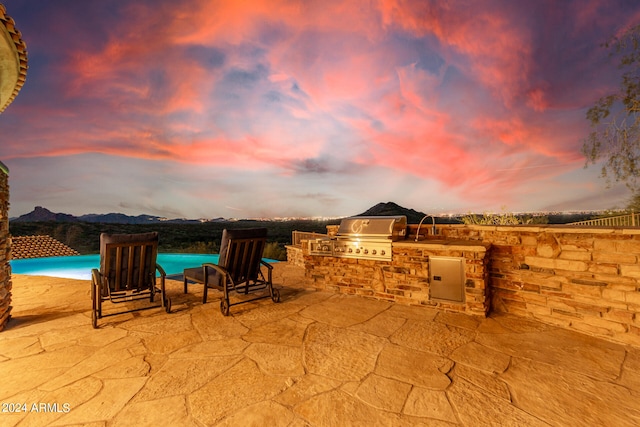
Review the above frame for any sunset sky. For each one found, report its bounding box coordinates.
[1,0,639,219]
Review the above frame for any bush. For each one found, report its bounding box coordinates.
[263,242,287,261]
[461,210,523,225]
[177,241,220,254]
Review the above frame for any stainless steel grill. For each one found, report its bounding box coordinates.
[308,215,407,261]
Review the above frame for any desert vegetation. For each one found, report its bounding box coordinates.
[9,220,340,261]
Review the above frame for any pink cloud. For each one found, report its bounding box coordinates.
[3,0,636,216]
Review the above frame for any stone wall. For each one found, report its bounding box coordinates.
[0,162,10,331]
[303,240,490,316]
[286,244,305,267]
[293,223,640,346]
[431,224,640,346]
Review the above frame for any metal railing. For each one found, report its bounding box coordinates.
[291,231,327,246]
[568,213,640,227]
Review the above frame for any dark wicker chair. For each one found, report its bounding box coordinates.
[183,228,280,315]
[91,232,170,328]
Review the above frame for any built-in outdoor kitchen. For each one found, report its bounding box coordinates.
[303,216,491,316]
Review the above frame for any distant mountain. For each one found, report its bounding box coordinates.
[12,206,77,222]
[358,202,427,223]
[13,203,430,224]
[11,207,204,224]
[79,213,164,224]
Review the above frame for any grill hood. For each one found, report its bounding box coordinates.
[337,215,407,241]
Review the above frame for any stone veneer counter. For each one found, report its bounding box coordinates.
[393,239,491,250]
[304,239,491,317]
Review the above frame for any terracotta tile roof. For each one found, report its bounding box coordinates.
[11,235,80,259]
[0,3,28,113]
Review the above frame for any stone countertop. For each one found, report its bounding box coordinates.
[393,239,491,251]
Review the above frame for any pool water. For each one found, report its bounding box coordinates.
[10,253,277,280]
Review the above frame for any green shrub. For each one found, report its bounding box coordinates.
[263,242,287,261]
[460,207,532,225]
[177,241,220,254]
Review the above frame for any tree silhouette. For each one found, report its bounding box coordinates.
[583,24,640,193]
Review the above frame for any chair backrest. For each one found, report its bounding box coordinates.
[99,232,159,295]
[218,228,267,284]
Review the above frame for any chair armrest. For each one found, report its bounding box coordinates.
[260,260,273,283]
[91,268,101,284]
[260,260,274,270]
[202,262,229,288]
[155,263,166,278]
[202,262,227,275]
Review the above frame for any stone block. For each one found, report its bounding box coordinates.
[501,298,527,310]
[617,240,640,254]
[490,278,522,292]
[539,281,563,291]
[521,292,547,305]
[559,251,591,261]
[526,303,551,316]
[602,288,627,302]
[522,282,541,293]
[559,236,595,250]
[525,256,588,272]
[603,309,634,324]
[603,279,637,290]
[593,251,637,264]
[625,291,640,305]
[556,258,590,272]
[540,289,573,299]
[537,235,561,258]
[551,308,582,319]
[561,282,603,299]
[524,256,554,269]
[593,239,618,252]
[563,299,610,316]
[521,235,538,246]
[620,264,640,278]
[547,299,577,313]
[587,263,618,275]
[578,314,628,334]
[531,312,572,328]
[570,321,617,337]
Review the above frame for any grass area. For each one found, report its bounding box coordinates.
[9,220,340,261]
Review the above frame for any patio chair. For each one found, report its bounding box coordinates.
[91,232,171,328]
[183,227,280,316]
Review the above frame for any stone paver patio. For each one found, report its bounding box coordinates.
[1,262,639,426]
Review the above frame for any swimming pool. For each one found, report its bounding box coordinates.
[10,254,277,280]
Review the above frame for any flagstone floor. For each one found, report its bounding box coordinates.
[1,263,639,426]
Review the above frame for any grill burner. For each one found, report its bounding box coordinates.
[308,215,407,261]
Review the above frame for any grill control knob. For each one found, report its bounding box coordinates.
[322,245,329,251]
[356,249,360,254]
[364,249,369,254]
[348,248,353,253]
[380,250,386,256]
[372,249,377,255]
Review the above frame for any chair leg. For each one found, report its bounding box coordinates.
[183,277,188,294]
[95,285,103,327]
[203,284,208,304]
[91,277,98,328]
[220,278,230,316]
[270,283,280,303]
[160,276,171,313]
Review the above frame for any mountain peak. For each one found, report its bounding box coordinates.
[12,207,200,224]
[13,206,77,222]
[358,202,427,223]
